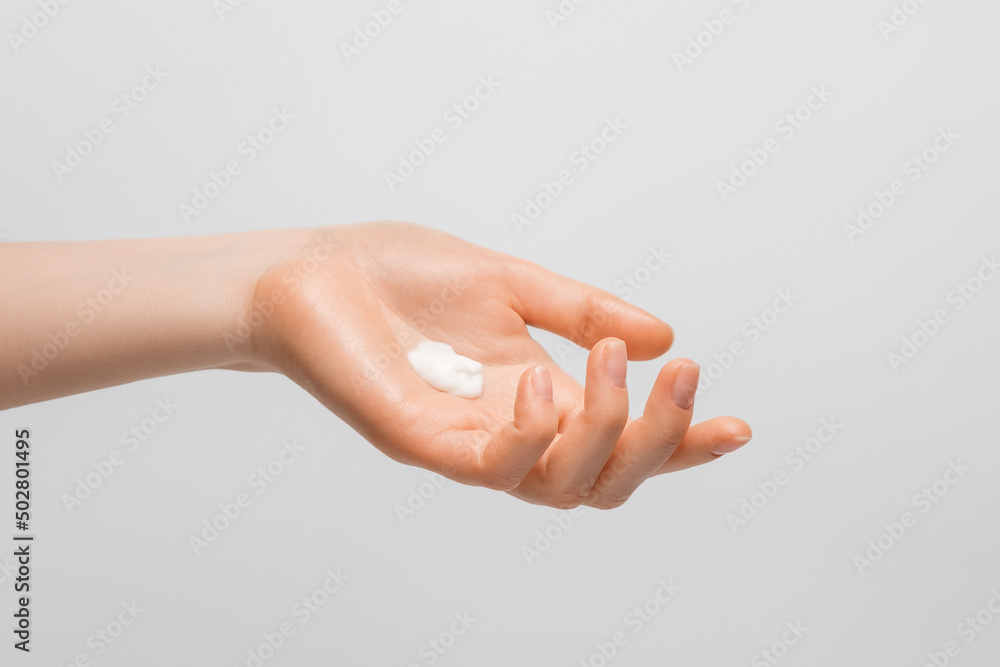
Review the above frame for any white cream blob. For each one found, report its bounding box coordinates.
[406,340,483,399]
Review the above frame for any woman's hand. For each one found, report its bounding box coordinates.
[251,222,752,509]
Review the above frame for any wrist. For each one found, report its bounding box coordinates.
[237,226,349,375]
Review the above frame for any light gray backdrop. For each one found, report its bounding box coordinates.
[2,1,999,665]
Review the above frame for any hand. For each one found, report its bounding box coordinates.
[251,222,752,509]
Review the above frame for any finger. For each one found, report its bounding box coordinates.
[586,359,700,509]
[513,338,630,508]
[504,257,673,360]
[653,417,753,475]
[432,366,559,490]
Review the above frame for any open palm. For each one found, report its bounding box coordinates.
[252,222,751,509]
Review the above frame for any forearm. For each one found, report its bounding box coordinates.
[0,229,310,409]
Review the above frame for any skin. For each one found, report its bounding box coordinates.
[0,221,752,509]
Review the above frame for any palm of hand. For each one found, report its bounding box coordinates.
[255,222,751,509]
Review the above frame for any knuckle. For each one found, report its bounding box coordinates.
[548,488,590,510]
[655,435,684,458]
[607,410,630,432]
[587,474,634,510]
[479,470,523,492]
[571,292,611,346]
[473,449,526,492]
[584,422,629,455]
[588,493,630,511]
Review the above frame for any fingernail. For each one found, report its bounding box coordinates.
[712,435,752,456]
[532,366,553,403]
[672,363,700,410]
[605,341,627,388]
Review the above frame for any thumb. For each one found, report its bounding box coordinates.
[504,255,673,360]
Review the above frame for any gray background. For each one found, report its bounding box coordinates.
[2,0,999,665]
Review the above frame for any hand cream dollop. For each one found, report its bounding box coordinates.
[406,340,483,399]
